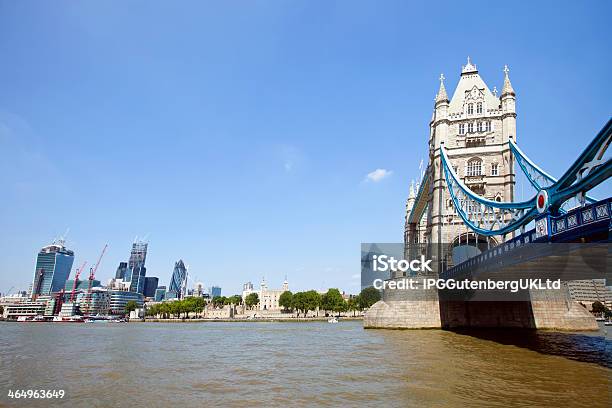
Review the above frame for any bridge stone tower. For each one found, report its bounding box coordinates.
[408,58,517,259]
[365,59,601,330]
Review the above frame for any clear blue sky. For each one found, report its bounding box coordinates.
[0,1,610,295]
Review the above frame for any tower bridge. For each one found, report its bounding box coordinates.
[364,58,611,330]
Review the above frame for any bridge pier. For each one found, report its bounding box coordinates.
[439,285,597,331]
[364,277,441,329]
[364,281,597,331]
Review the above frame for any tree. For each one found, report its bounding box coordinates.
[245,293,259,309]
[347,297,359,316]
[227,295,242,305]
[292,292,305,316]
[279,291,293,312]
[212,296,227,308]
[169,301,181,318]
[305,291,321,316]
[592,301,607,314]
[292,290,320,317]
[146,304,158,317]
[321,289,346,317]
[125,300,138,316]
[359,286,381,309]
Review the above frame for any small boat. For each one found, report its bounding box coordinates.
[604,321,612,326]
[53,315,85,323]
[17,315,48,322]
[328,317,338,324]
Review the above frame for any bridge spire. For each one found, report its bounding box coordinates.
[502,64,515,96]
[435,73,449,103]
[461,56,478,74]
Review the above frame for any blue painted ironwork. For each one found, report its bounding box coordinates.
[407,167,430,225]
[440,118,612,237]
[441,146,537,236]
[509,139,596,211]
[442,197,612,278]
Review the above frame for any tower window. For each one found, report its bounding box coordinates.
[467,123,474,133]
[477,122,483,132]
[477,102,483,114]
[467,104,474,115]
[491,163,499,176]
[485,121,491,131]
[466,158,482,176]
[459,124,465,135]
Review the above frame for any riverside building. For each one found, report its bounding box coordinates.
[30,239,75,297]
[242,278,289,311]
[108,290,144,316]
[2,300,47,319]
[566,279,612,310]
[77,288,111,316]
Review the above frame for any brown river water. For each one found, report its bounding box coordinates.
[0,321,610,407]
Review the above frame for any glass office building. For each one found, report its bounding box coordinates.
[168,260,187,298]
[123,241,148,294]
[31,241,75,296]
[64,279,101,292]
[108,290,144,316]
[115,262,128,279]
[77,288,111,316]
[210,286,222,298]
[126,266,147,293]
[143,277,159,298]
[154,286,166,302]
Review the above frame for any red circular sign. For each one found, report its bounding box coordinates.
[536,190,548,214]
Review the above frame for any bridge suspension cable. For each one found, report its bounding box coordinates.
[440,118,612,237]
[509,139,596,211]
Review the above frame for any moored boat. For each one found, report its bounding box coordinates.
[53,315,85,323]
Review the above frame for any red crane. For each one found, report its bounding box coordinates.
[54,288,65,315]
[69,261,88,303]
[83,244,108,315]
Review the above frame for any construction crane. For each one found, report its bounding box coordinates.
[83,244,108,315]
[54,288,65,316]
[69,261,88,303]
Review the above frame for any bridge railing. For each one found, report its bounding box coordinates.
[442,198,611,278]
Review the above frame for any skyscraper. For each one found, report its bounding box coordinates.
[154,286,167,302]
[115,262,128,279]
[31,240,75,297]
[124,241,148,294]
[210,286,222,298]
[128,241,148,270]
[143,277,159,298]
[168,260,187,299]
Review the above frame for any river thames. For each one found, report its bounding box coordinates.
[0,321,610,407]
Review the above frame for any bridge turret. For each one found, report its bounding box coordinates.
[431,73,450,149]
[501,65,517,144]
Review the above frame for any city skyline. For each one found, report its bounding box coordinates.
[1,1,611,295]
